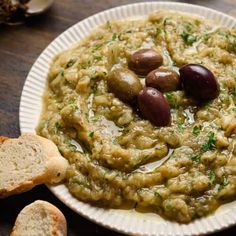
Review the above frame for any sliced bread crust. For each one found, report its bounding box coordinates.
[0,136,9,143]
[10,200,67,236]
[0,133,69,198]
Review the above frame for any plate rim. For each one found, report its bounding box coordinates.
[19,2,236,235]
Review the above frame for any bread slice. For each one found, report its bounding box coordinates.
[10,200,67,236]
[0,133,68,198]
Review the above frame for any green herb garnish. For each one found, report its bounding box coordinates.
[177,123,185,133]
[218,31,236,52]
[60,70,64,77]
[74,179,90,188]
[91,116,101,122]
[203,34,210,42]
[201,132,216,151]
[185,22,193,32]
[192,125,202,136]
[70,102,78,111]
[163,18,169,27]
[154,192,162,198]
[218,176,229,191]
[156,27,161,35]
[208,170,216,185]
[106,20,112,30]
[66,59,76,68]
[190,155,201,163]
[88,131,94,138]
[165,203,172,210]
[112,33,117,41]
[93,43,103,51]
[165,92,178,108]
[181,31,197,45]
[165,92,173,101]
[126,30,132,33]
[94,55,102,61]
[68,143,77,152]
[54,122,61,133]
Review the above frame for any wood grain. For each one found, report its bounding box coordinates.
[0,0,236,235]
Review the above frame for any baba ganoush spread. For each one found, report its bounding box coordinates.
[37,11,236,223]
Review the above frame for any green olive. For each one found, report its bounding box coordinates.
[107,68,142,103]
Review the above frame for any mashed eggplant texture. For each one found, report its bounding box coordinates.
[37,11,236,223]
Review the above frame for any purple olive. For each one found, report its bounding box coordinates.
[138,87,171,126]
[146,68,180,92]
[179,64,219,101]
[128,49,163,76]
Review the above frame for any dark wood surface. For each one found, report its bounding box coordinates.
[0,0,236,235]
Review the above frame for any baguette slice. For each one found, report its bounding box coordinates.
[10,200,67,236]
[0,133,68,198]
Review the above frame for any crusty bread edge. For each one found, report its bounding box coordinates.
[34,134,69,184]
[10,200,67,236]
[0,133,69,198]
[0,136,9,143]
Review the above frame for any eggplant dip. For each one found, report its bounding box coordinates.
[37,10,236,223]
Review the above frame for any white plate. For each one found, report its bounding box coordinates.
[20,2,236,235]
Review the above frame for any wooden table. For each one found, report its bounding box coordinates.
[0,0,236,235]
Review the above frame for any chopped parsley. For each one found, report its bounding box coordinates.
[94,55,102,61]
[91,116,101,122]
[60,70,64,77]
[66,59,76,68]
[185,23,193,32]
[106,20,112,30]
[154,192,162,198]
[54,122,61,133]
[231,41,236,52]
[192,125,202,136]
[181,31,197,46]
[218,176,229,191]
[230,88,236,96]
[165,92,178,108]
[126,30,132,33]
[203,34,210,42]
[156,27,161,35]
[190,155,201,163]
[112,33,117,41]
[232,107,236,112]
[177,123,185,133]
[165,203,173,210]
[74,179,90,188]
[70,102,78,111]
[218,31,236,52]
[93,43,103,51]
[201,132,216,151]
[68,143,77,152]
[222,176,229,186]
[163,18,169,27]
[165,92,173,101]
[208,170,216,185]
[88,131,94,138]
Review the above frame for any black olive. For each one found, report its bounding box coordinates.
[138,87,171,126]
[179,64,219,101]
